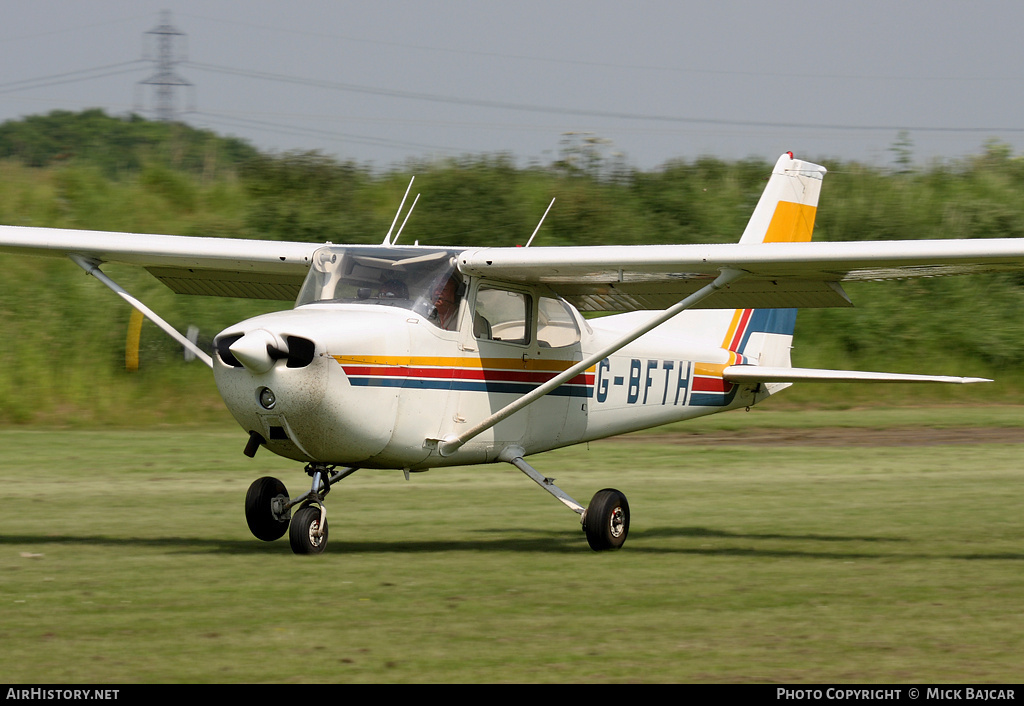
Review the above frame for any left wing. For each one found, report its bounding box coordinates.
[456,238,1024,311]
[0,225,318,300]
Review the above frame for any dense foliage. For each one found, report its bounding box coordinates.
[0,108,258,176]
[2,110,1023,424]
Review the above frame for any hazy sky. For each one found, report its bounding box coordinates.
[3,1,1023,170]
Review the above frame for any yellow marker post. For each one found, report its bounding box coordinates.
[125,309,143,372]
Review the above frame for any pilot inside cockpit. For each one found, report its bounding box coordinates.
[425,272,462,331]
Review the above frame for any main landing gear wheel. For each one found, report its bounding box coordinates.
[245,476,291,541]
[289,505,328,554]
[583,488,630,551]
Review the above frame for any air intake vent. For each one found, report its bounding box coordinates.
[214,334,244,367]
[285,336,316,368]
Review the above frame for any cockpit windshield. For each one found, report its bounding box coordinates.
[296,245,464,330]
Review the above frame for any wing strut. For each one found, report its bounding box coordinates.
[70,255,213,369]
[435,267,747,456]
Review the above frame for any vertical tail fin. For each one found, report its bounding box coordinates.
[738,152,826,245]
[730,153,827,367]
[666,154,828,368]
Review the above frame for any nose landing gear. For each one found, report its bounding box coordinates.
[244,463,358,554]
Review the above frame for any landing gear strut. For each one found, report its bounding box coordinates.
[244,463,359,554]
[502,448,630,552]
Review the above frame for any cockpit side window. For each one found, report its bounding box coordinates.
[474,286,531,345]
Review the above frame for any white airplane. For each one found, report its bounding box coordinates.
[2,152,1022,554]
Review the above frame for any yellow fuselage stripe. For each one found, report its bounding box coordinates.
[333,355,591,373]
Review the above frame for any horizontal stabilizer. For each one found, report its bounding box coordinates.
[723,365,990,385]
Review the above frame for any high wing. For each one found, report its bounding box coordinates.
[5,226,1024,311]
[456,238,1024,311]
[0,226,318,300]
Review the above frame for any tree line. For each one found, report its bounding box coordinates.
[2,109,1023,423]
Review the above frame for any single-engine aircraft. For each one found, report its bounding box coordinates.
[2,152,1024,554]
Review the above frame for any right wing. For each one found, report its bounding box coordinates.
[0,225,319,300]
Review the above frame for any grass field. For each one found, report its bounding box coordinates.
[1,406,1023,683]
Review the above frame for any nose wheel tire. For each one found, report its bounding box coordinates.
[289,505,328,554]
[245,476,291,541]
[583,488,630,551]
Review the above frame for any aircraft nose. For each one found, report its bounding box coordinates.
[228,329,289,374]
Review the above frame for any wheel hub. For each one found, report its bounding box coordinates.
[270,495,291,522]
[609,506,625,538]
[307,517,325,546]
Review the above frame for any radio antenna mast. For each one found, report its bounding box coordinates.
[524,198,555,247]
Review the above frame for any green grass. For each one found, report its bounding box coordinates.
[1,410,1023,683]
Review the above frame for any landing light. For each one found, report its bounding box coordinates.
[258,387,277,410]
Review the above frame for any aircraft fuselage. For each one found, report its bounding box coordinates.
[213,292,764,471]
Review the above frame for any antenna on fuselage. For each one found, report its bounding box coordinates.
[524,198,555,247]
[391,193,420,246]
[383,177,419,246]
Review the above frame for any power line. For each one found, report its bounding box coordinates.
[0,60,145,94]
[178,12,1024,84]
[184,60,1024,135]
[0,14,149,43]
[191,110,462,155]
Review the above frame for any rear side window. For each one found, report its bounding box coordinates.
[537,296,581,348]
